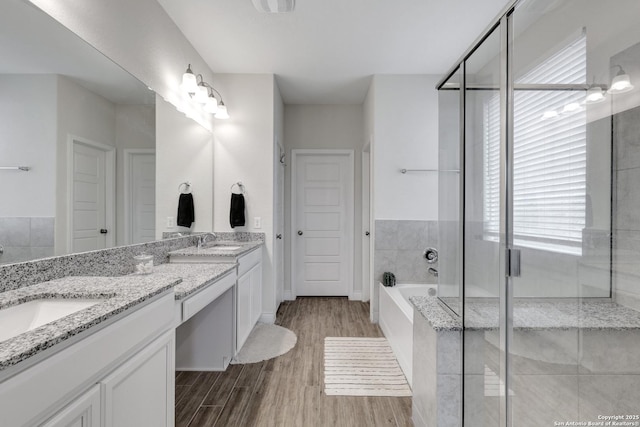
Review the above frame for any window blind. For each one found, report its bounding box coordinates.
[483,34,587,254]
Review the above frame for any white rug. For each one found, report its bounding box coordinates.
[324,337,412,397]
[231,323,297,364]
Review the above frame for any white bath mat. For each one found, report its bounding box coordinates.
[323,337,412,397]
[231,323,297,364]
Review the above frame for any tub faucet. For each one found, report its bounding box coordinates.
[197,233,216,249]
[428,267,439,278]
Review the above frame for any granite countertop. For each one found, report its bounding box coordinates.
[411,296,640,331]
[168,240,263,259]
[410,296,463,331]
[151,263,236,300]
[0,274,180,371]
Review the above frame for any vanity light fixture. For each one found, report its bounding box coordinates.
[181,64,198,93]
[180,64,229,119]
[584,85,606,104]
[608,65,634,94]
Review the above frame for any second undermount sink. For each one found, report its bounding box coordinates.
[0,299,104,343]
[202,243,243,251]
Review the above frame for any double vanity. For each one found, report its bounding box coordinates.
[0,233,263,427]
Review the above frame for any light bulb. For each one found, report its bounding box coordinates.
[204,96,218,114]
[541,110,558,120]
[562,102,582,113]
[215,104,229,119]
[182,65,197,93]
[194,85,209,103]
[585,86,606,104]
[608,74,634,94]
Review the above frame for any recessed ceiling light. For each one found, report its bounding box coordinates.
[251,0,295,13]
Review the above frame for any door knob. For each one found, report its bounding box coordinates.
[100,229,108,234]
[298,230,303,236]
[276,234,282,239]
[365,231,370,236]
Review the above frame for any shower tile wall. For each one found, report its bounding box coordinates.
[374,219,438,284]
[612,42,640,311]
[0,217,54,264]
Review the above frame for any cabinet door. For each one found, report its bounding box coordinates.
[41,385,101,427]
[101,331,174,427]
[250,263,262,326]
[236,271,252,350]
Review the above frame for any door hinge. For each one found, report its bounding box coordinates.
[506,248,521,277]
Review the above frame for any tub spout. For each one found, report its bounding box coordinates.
[428,267,438,278]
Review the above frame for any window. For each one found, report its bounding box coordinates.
[484,34,587,254]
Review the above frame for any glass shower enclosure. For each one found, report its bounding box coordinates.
[438,0,640,425]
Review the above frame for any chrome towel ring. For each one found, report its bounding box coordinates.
[178,182,191,193]
[231,182,245,194]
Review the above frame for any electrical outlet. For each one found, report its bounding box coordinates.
[166,216,175,228]
[254,217,262,229]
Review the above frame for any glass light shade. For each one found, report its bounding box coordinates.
[204,96,218,114]
[585,86,606,104]
[194,85,209,103]
[182,71,197,93]
[608,74,634,94]
[562,102,582,113]
[215,104,229,119]
[541,110,558,120]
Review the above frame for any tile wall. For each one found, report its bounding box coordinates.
[0,217,54,265]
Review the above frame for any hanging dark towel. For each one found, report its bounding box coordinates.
[230,193,245,228]
[177,193,195,227]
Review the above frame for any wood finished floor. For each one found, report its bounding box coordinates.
[175,297,413,427]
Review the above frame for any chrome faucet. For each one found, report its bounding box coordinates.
[197,233,217,249]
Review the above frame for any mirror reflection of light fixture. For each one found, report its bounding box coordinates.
[541,110,559,120]
[180,64,229,119]
[608,65,634,94]
[584,85,606,104]
[562,102,583,113]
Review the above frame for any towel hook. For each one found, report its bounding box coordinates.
[179,182,191,193]
[230,181,245,194]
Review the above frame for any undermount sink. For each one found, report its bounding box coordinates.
[0,299,104,343]
[202,243,243,251]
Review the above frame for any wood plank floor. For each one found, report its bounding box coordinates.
[175,297,413,427]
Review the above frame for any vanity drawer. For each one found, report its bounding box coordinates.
[182,271,237,322]
[238,248,262,277]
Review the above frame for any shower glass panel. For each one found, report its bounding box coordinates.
[438,67,462,316]
[462,26,503,427]
[438,0,640,425]
[509,0,639,424]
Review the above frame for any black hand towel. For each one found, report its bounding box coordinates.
[177,193,195,227]
[230,193,245,228]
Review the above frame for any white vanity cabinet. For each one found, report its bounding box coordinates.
[236,248,262,351]
[41,385,101,427]
[0,292,175,427]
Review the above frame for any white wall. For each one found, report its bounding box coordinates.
[371,75,440,220]
[55,75,117,254]
[273,80,285,305]
[212,73,277,321]
[283,104,365,299]
[156,95,213,237]
[0,75,57,217]
[115,104,156,245]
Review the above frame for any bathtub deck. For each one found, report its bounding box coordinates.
[175,297,413,427]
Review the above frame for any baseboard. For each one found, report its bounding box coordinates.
[349,291,363,301]
[284,290,295,301]
[259,313,276,324]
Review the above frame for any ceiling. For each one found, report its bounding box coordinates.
[0,0,153,105]
[157,0,511,104]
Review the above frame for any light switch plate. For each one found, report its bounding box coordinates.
[166,216,175,228]
[254,217,262,229]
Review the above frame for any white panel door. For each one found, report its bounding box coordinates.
[129,152,156,244]
[41,385,100,427]
[293,151,354,297]
[72,142,107,252]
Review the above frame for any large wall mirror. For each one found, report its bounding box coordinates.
[0,0,157,265]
